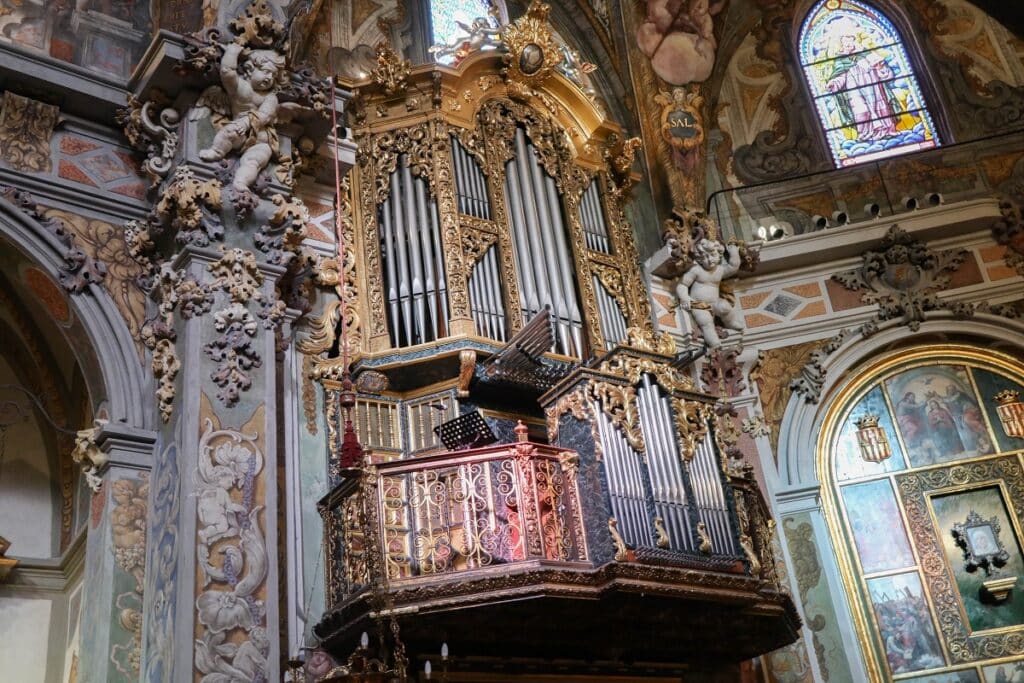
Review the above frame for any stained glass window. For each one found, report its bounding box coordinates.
[429,0,498,65]
[799,0,940,167]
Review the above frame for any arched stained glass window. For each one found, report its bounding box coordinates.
[799,0,940,167]
[822,346,1024,681]
[429,0,499,65]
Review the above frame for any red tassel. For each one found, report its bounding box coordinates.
[340,419,364,469]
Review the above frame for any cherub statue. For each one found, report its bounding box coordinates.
[675,237,743,347]
[195,41,289,192]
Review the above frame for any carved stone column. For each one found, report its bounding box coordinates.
[120,2,341,681]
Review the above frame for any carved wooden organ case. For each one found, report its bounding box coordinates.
[344,51,651,360]
[311,28,798,661]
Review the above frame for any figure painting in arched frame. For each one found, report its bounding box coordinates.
[799,0,941,167]
[819,346,1024,682]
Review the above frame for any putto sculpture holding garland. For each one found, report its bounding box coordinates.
[663,208,758,347]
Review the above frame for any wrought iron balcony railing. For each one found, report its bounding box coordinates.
[321,431,587,607]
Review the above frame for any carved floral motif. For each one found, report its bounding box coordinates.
[832,225,969,332]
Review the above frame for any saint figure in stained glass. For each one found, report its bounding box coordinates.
[799,0,940,167]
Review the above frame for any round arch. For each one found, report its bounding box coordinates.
[0,196,153,431]
[776,313,1024,488]
[770,315,1024,683]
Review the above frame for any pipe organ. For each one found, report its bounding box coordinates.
[345,50,651,359]
[312,5,798,672]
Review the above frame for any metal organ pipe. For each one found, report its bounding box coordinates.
[389,167,413,345]
[504,127,585,357]
[413,176,439,340]
[379,156,449,348]
[451,135,491,219]
[428,194,450,331]
[522,133,572,354]
[470,149,489,219]
[484,247,506,341]
[593,277,627,349]
[402,161,427,342]
[451,135,470,215]
[579,179,611,254]
[597,405,650,547]
[687,430,736,555]
[542,173,583,355]
[381,195,401,340]
[638,375,692,552]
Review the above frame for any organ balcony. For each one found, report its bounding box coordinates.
[314,336,800,673]
[307,6,799,675]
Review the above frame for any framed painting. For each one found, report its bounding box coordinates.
[896,456,1024,664]
[983,660,1024,682]
[929,486,1024,633]
[840,479,915,574]
[865,571,944,674]
[884,364,996,468]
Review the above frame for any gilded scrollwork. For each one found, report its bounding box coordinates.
[624,326,677,356]
[896,457,1024,663]
[590,380,646,453]
[371,41,411,97]
[598,352,695,394]
[462,226,499,266]
[672,398,710,461]
[545,386,593,441]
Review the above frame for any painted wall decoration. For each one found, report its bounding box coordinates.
[931,487,1024,632]
[106,474,149,680]
[0,0,149,78]
[882,364,995,467]
[636,0,725,86]
[841,479,915,574]
[193,398,270,682]
[141,442,179,683]
[865,571,944,674]
[799,0,940,167]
